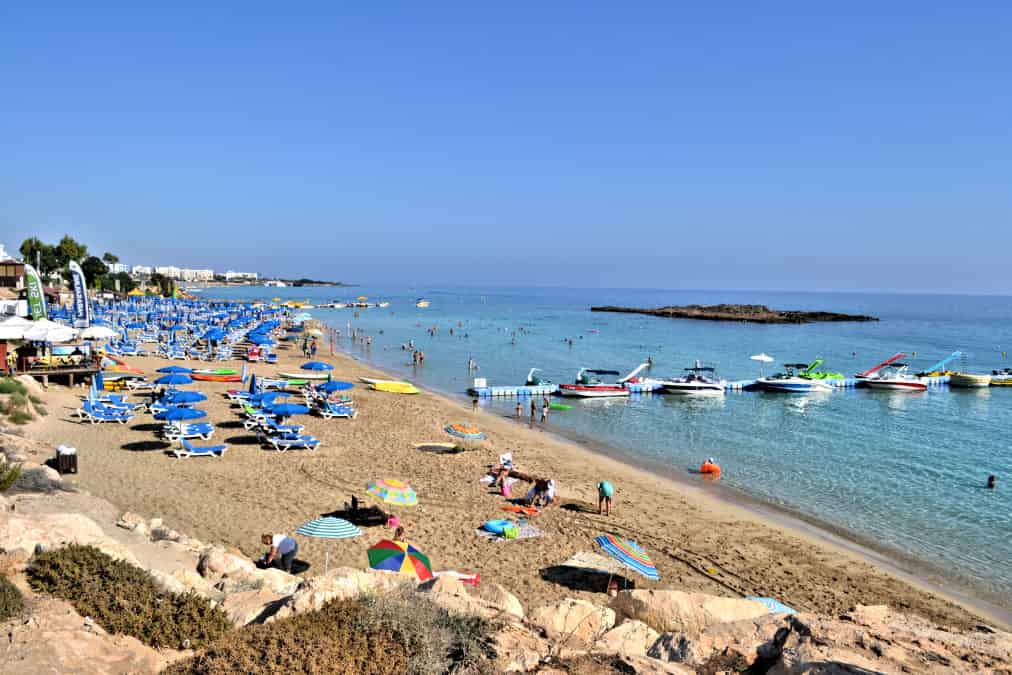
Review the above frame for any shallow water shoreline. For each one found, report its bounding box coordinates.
[334,341,1011,628]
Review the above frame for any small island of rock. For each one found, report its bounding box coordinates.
[590,303,878,324]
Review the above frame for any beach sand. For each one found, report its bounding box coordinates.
[29,343,1000,630]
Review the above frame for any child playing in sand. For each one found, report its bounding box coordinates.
[597,480,614,516]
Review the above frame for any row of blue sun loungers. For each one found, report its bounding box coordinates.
[77,400,138,424]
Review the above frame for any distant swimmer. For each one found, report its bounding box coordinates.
[988,475,996,490]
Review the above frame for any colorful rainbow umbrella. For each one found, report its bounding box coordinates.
[593,534,660,581]
[366,479,418,507]
[444,423,486,440]
[367,539,433,581]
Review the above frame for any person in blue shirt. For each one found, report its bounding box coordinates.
[597,480,614,516]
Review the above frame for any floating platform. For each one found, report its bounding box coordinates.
[725,375,950,391]
[470,384,559,398]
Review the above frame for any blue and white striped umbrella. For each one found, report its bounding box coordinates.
[295,516,361,573]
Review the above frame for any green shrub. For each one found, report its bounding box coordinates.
[167,592,497,675]
[0,379,26,395]
[27,394,42,405]
[31,403,47,417]
[0,459,21,492]
[27,545,231,649]
[9,393,27,408]
[7,410,32,425]
[0,575,24,621]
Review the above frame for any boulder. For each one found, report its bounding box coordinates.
[216,567,301,596]
[150,569,190,596]
[15,374,45,398]
[593,620,660,658]
[115,511,146,531]
[0,513,139,565]
[648,613,786,665]
[196,545,256,579]
[2,594,178,673]
[618,656,696,674]
[268,567,410,622]
[610,590,770,635]
[13,463,61,492]
[171,569,217,597]
[419,576,524,621]
[491,623,551,672]
[220,588,288,626]
[530,598,616,647]
[150,526,182,543]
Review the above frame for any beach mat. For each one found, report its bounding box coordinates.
[475,524,544,542]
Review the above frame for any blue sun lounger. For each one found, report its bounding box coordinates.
[162,423,214,441]
[77,401,135,424]
[174,438,227,458]
[263,433,320,452]
[317,401,357,419]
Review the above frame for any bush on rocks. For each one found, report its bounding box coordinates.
[167,591,497,675]
[27,544,231,649]
[0,457,21,492]
[0,574,24,621]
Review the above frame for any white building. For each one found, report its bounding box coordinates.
[180,268,214,282]
[131,265,153,276]
[155,266,182,279]
[224,270,259,281]
[108,263,129,274]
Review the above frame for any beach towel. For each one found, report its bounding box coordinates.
[747,597,797,615]
[474,523,544,542]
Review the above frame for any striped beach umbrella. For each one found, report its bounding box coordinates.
[444,423,486,440]
[295,516,361,573]
[367,539,433,581]
[366,479,418,507]
[594,534,660,581]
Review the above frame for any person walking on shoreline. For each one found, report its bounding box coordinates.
[516,400,523,419]
[541,397,550,425]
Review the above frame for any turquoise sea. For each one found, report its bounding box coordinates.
[211,285,1011,614]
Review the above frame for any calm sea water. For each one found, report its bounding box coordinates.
[211,285,1011,610]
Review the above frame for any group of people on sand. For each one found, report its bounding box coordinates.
[490,452,615,516]
[301,336,318,359]
[515,397,551,427]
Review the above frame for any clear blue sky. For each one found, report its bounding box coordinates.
[2,2,1010,293]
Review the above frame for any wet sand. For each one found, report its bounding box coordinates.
[29,343,1005,630]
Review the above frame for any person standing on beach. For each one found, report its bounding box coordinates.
[516,400,523,418]
[541,397,549,425]
[597,480,614,516]
[472,397,478,412]
[529,399,537,428]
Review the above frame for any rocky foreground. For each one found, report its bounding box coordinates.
[1,430,1009,673]
[590,304,879,324]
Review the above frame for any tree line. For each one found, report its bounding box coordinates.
[18,236,175,297]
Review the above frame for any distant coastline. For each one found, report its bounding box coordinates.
[590,303,879,324]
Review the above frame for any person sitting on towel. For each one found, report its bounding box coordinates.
[260,533,298,572]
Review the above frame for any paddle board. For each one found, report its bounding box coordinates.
[372,382,420,394]
[549,402,572,411]
[279,371,330,380]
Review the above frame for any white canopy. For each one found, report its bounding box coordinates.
[750,353,774,363]
[0,316,34,340]
[79,325,119,340]
[22,319,79,343]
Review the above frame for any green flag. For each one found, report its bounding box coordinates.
[23,263,47,320]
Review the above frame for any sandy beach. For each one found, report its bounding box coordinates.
[28,341,1004,632]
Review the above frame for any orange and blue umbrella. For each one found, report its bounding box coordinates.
[367,539,433,581]
[366,479,418,507]
[594,534,660,581]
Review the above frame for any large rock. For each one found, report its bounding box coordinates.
[196,545,255,579]
[618,656,696,674]
[491,623,551,672]
[150,569,190,596]
[530,598,616,647]
[593,620,661,658]
[0,513,139,565]
[216,567,301,596]
[268,567,410,622]
[648,613,785,665]
[610,590,770,635]
[115,511,146,531]
[1,594,178,673]
[220,588,288,626]
[420,576,524,621]
[13,462,61,492]
[171,569,218,598]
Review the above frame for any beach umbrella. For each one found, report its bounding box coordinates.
[750,353,775,377]
[79,325,119,340]
[163,391,207,405]
[248,374,258,394]
[165,324,186,332]
[248,334,273,346]
[155,373,193,386]
[154,406,207,422]
[202,328,225,341]
[0,316,33,340]
[316,380,354,393]
[157,365,194,374]
[295,516,362,574]
[301,361,334,371]
[367,539,433,582]
[125,321,145,329]
[593,534,660,581]
[268,402,311,418]
[444,423,486,441]
[23,320,78,343]
[366,479,418,507]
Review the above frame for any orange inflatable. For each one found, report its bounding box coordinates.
[700,461,721,476]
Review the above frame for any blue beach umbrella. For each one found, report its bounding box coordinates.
[316,380,354,393]
[163,391,208,405]
[203,328,225,341]
[157,366,194,374]
[125,321,145,329]
[155,373,193,386]
[154,406,207,422]
[301,361,334,371]
[248,334,273,346]
[248,374,258,394]
[268,403,311,418]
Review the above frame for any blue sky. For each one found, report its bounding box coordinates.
[1,2,1010,293]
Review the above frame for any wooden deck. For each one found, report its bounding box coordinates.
[22,364,99,387]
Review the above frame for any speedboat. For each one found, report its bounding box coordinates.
[991,368,1012,386]
[415,298,431,308]
[558,368,630,398]
[376,301,390,308]
[949,372,992,388]
[659,361,726,396]
[757,364,834,393]
[798,358,843,381]
[862,363,927,392]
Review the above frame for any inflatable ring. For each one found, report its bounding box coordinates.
[445,423,486,440]
[700,462,721,476]
[483,519,511,535]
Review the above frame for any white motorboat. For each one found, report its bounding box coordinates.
[757,363,834,393]
[660,361,726,395]
[861,363,927,392]
[558,368,630,398]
